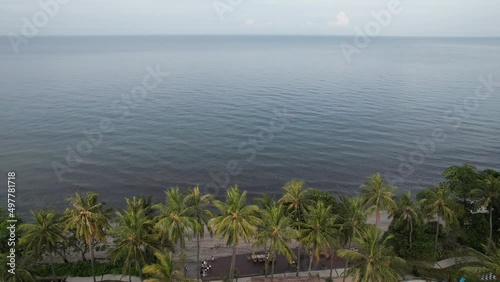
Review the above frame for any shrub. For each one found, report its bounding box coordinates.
[33,261,123,277]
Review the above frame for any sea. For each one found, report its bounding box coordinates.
[1,35,499,216]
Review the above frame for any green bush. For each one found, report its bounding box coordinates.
[33,261,123,277]
[385,221,436,261]
[457,212,489,250]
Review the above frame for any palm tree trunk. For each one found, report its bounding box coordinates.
[435,217,440,258]
[90,239,96,282]
[128,262,132,282]
[138,262,143,282]
[409,220,413,249]
[308,251,313,276]
[196,233,201,281]
[489,205,493,242]
[329,249,333,279]
[230,243,237,281]
[296,243,301,276]
[342,239,351,282]
[376,206,380,225]
[271,250,276,282]
[296,214,301,277]
[264,256,269,277]
[49,252,57,281]
[264,243,269,278]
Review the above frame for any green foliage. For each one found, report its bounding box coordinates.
[63,192,111,245]
[0,208,24,254]
[309,189,337,211]
[444,163,480,201]
[142,252,187,282]
[154,187,192,250]
[457,212,490,250]
[255,203,296,277]
[385,221,438,261]
[301,201,338,274]
[1,253,37,282]
[417,264,475,282]
[338,225,407,281]
[359,173,397,225]
[461,241,500,278]
[209,185,261,281]
[7,164,500,281]
[109,198,162,279]
[32,261,123,277]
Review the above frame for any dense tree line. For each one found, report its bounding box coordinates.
[1,164,499,282]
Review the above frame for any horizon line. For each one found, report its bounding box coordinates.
[2,33,500,39]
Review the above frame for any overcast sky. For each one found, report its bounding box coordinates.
[1,0,499,36]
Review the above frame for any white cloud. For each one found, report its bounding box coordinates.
[329,11,350,27]
[245,19,255,27]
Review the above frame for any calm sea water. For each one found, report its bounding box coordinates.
[1,36,499,215]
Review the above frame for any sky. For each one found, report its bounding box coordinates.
[1,0,499,37]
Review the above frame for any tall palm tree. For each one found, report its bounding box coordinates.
[142,251,187,282]
[279,180,312,276]
[109,198,162,282]
[301,201,338,276]
[460,240,500,279]
[255,194,278,263]
[337,225,406,282]
[154,188,192,251]
[421,183,459,258]
[337,196,368,282]
[471,175,500,242]
[359,173,397,226]
[255,203,296,281]
[390,191,421,249]
[208,186,261,282]
[19,210,65,281]
[184,186,213,281]
[63,192,110,282]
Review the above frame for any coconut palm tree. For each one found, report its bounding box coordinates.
[279,180,312,276]
[301,201,339,276]
[337,224,406,282]
[184,186,213,281]
[390,191,421,249]
[359,173,397,226]
[255,203,296,281]
[109,198,162,282]
[471,175,500,242]
[142,251,187,282]
[63,192,110,282]
[19,210,65,281]
[208,185,261,282]
[337,196,368,282]
[460,240,500,279]
[421,183,459,258]
[154,188,192,251]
